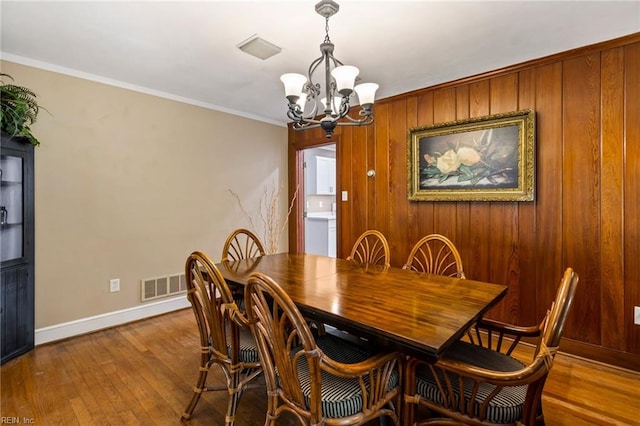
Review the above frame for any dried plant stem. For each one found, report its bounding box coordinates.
[227,189,257,232]
[228,183,299,254]
[277,185,298,253]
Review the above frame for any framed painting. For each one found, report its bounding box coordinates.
[407,109,535,202]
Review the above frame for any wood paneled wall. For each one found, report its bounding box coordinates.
[288,33,640,370]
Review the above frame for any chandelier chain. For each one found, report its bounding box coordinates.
[324,17,331,43]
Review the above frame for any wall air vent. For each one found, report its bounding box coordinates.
[141,272,186,302]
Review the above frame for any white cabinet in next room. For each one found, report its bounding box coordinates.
[305,215,336,258]
[315,156,336,195]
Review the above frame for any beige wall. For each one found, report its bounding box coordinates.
[1,61,288,328]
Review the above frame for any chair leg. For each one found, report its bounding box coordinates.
[224,371,243,426]
[264,392,278,426]
[403,359,418,426]
[403,399,415,426]
[181,356,211,421]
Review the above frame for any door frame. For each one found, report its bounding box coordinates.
[288,131,340,254]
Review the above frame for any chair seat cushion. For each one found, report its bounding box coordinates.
[294,334,399,419]
[415,341,527,424]
[237,327,260,362]
[221,325,260,363]
[231,301,259,362]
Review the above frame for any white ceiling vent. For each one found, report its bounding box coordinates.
[237,34,281,60]
[141,272,186,302]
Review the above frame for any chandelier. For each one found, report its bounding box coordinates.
[280,0,379,139]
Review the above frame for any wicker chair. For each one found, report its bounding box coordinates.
[346,229,391,268]
[403,268,579,426]
[222,228,266,262]
[402,234,466,279]
[181,251,262,425]
[222,228,266,306]
[245,272,403,425]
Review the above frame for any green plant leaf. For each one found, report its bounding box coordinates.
[1,74,43,146]
[459,164,473,176]
[421,166,441,177]
[438,174,450,183]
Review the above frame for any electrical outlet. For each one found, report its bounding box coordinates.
[635,306,640,325]
[110,278,120,293]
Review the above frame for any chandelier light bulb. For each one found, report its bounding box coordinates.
[331,65,359,96]
[280,73,307,101]
[321,96,342,114]
[354,83,379,106]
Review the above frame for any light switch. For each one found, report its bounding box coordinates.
[341,191,348,201]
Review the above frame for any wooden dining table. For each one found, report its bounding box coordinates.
[217,252,507,361]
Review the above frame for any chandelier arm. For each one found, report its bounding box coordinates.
[286,108,303,122]
[336,97,350,118]
[307,55,325,95]
[292,114,373,130]
[287,104,321,123]
[328,54,344,68]
[337,114,375,125]
[292,122,322,131]
[294,117,324,126]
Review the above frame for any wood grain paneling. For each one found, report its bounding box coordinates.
[388,99,410,260]
[405,97,421,254]
[488,74,520,324]
[415,92,436,260]
[364,118,378,233]
[624,42,640,355]
[517,68,538,326]
[467,81,492,285]
[431,88,458,243]
[600,47,625,351]
[374,103,391,243]
[288,34,640,370]
[349,124,368,240]
[335,132,350,259]
[454,86,471,279]
[533,62,564,329]
[562,53,602,344]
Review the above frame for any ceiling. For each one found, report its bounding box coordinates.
[1,1,638,127]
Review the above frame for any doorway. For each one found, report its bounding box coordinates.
[303,144,337,257]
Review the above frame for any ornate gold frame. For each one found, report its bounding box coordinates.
[407,109,535,202]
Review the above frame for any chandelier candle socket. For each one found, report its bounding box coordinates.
[280,0,379,138]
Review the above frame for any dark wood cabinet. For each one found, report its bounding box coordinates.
[1,133,35,364]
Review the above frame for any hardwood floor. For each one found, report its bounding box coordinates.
[1,308,638,425]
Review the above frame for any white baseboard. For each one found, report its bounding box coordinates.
[34,296,190,345]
